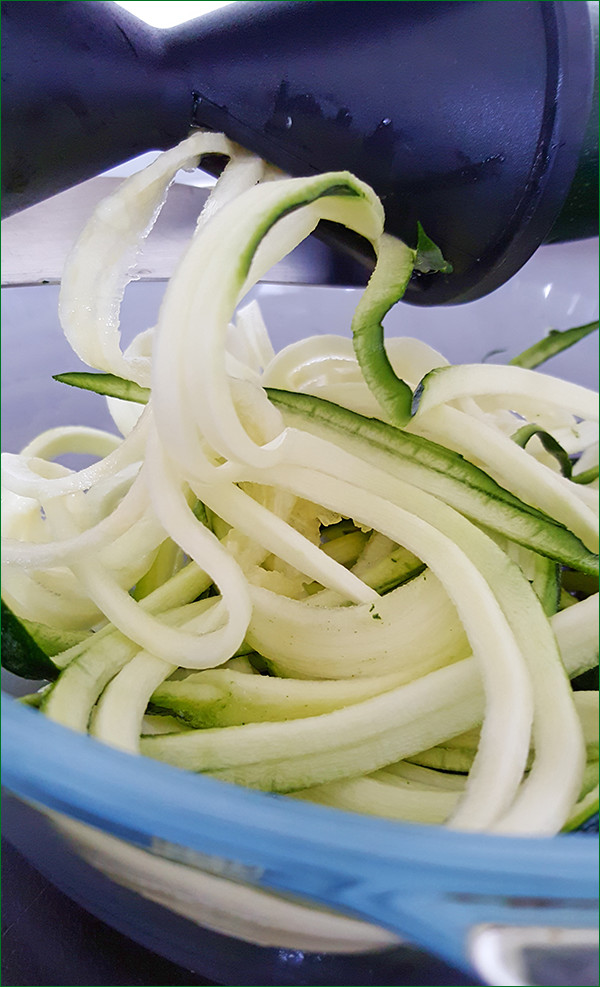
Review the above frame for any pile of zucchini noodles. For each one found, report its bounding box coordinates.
[2,131,598,835]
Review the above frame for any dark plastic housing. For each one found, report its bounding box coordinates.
[1,1,597,304]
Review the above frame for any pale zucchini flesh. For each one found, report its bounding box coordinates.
[3,132,598,839]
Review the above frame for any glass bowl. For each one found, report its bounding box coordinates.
[2,234,598,987]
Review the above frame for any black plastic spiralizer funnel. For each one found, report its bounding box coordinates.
[2,1,597,304]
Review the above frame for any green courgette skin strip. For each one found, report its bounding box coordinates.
[511,424,574,478]
[509,426,599,490]
[349,224,453,428]
[1,600,60,680]
[267,388,599,576]
[572,466,600,486]
[44,371,562,520]
[270,389,544,515]
[509,320,599,370]
[48,371,599,575]
[53,372,150,404]
[349,234,415,427]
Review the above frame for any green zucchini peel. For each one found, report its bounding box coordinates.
[510,320,599,370]
[1,600,60,681]
[53,371,150,404]
[511,424,574,479]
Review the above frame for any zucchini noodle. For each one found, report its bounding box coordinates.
[2,132,598,837]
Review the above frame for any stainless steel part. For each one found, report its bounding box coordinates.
[0,177,368,290]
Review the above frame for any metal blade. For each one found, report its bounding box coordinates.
[1,176,368,289]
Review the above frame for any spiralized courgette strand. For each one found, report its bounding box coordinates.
[2,132,598,836]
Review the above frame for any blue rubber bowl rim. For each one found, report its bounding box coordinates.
[3,692,597,896]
